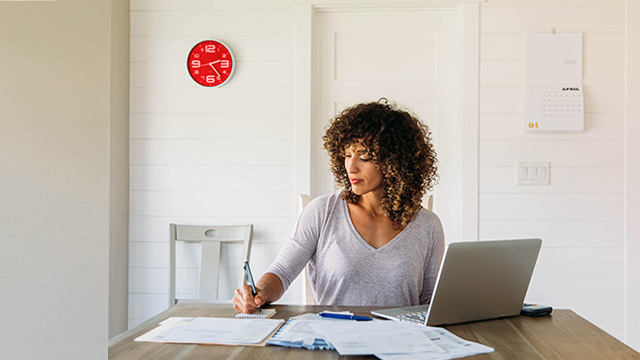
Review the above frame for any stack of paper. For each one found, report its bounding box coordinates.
[307,320,493,359]
[266,312,344,350]
[373,325,495,360]
[310,320,444,356]
[134,317,284,346]
[266,312,493,359]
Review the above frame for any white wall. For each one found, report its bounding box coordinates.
[128,0,299,327]
[128,0,639,348]
[0,0,124,358]
[478,0,627,340]
[624,0,640,351]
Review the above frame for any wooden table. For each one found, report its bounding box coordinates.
[109,302,640,359]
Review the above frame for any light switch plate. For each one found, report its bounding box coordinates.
[516,161,550,185]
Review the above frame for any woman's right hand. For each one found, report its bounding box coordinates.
[233,284,267,314]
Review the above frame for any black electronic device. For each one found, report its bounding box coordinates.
[521,303,553,317]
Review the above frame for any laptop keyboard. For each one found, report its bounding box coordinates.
[396,311,428,324]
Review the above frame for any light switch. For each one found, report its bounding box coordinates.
[538,166,547,180]
[519,166,528,180]
[516,161,550,185]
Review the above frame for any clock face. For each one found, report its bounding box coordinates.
[187,39,235,87]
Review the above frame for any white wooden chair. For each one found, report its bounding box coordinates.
[298,195,315,304]
[169,223,253,306]
[426,194,433,211]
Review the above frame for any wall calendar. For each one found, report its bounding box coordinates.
[525,33,584,133]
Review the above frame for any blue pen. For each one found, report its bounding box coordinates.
[319,313,373,321]
[243,260,261,313]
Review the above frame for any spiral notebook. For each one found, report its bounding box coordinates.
[235,308,277,319]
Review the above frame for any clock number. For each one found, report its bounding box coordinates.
[220,60,230,69]
[191,60,201,68]
[206,75,216,83]
[205,44,216,53]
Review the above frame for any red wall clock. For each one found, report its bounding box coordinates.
[187,39,235,87]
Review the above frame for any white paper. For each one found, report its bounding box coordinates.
[269,311,355,348]
[235,308,277,319]
[134,317,283,345]
[310,321,443,356]
[526,33,582,84]
[375,325,494,360]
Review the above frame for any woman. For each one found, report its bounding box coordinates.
[233,99,444,313]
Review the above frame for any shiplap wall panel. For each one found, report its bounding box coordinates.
[131,0,291,11]
[131,36,293,63]
[527,273,625,337]
[130,139,293,165]
[480,86,624,113]
[129,294,167,325]
[130,165,294,191]
[479,220,623,248]
[129,267,169,293]
[479,193,623,221]
[130,113,293,139]
[130,191,293,217]
[479,0,625,339]
[479,140,623,167]
[130,10,294,37]
[479,166,623,194]
[131,88,293,114]
[480,5,624,33]
[528,274,623,303]
[479,113,624,140]
[480,32,623,60]
[536,247,624,275]
[128,0,298,329]
[131,61,294,88]
[480,60,624,87]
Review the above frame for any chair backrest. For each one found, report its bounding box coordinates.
[426,194,433,211]
[298,195,316,305]
[298,194,311,214]
[169,223,253,306]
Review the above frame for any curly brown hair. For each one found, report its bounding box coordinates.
[322,100,438,228]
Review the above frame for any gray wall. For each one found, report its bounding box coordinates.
[109,0,130,339]
[0,0,128,358]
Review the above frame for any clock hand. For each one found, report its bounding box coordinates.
[202,60,221,67]
[209,64,221,77]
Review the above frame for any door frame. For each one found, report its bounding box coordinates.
[292,0,481,242]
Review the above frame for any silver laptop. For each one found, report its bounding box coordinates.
[371,238,542,326]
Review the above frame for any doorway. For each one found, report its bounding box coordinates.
[311,6,466,241]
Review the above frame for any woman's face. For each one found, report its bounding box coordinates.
[344,142,384,196]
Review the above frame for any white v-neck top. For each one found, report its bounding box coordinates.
[266,193,445,307]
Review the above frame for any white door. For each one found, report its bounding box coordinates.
[312,7,464,241]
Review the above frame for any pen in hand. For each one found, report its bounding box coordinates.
[243,260,261,313]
